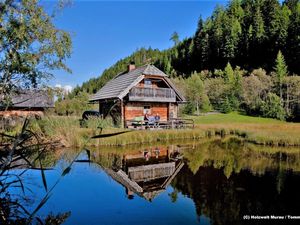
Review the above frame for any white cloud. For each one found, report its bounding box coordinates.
[64,85,73,93]
[55,84,73,93]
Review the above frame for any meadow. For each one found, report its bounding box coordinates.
[187,112,300,146]
[19,112,300,148]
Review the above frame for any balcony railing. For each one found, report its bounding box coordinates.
[129,87,176,102]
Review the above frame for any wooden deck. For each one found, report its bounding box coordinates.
[128,162,176,182]
[126,118,194,129]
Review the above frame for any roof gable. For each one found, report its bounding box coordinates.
[89,64,184,102]
[143,64,167,77]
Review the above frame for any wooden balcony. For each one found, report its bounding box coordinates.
[129,87,176,102]
[128,162,176,182]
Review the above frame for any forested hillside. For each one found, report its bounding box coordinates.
[57,0,300,121]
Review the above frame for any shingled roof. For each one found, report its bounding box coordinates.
[89,64,184,102]
[1,90,54,109]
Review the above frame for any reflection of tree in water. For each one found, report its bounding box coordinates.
[57,138,300,225]
[171,138,300,225]
[183,138,300,177]
[176,167,300,225]
[92,151,123,169]
[168,189,178,203]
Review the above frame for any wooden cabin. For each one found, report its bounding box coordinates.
[89,63,185,128]
[0,90,54,118]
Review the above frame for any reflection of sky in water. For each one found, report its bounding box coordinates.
[9,140,300,225]
[16,159,209,225]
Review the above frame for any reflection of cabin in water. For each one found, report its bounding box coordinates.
[89,63,185,128]
[101,146,184,201]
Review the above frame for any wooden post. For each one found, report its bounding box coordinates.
[121,99,125,128]
[167,102,170,120]
[99,101,102,115]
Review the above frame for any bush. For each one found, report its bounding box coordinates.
[200,94,212,113]
[182,102,195,114]
[220,97,232,113]
[54,92,91,116]
[260,93,286,120]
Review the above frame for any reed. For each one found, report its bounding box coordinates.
[30,116,98,148]
[90,128,207,146]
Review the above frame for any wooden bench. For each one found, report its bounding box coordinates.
[126,116,145,129]
[168,118,194,129]
[126,117,163,129]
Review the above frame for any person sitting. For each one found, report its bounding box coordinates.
[144,111,154,127]
[154,113,160,127]
[148,116,156,126]
[144,111,150,122]
[144,111,156,127]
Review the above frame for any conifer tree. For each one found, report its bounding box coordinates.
[224,62,234,83]
[170,32,180,46]
[286,0,300,73]
[274,50,288,100]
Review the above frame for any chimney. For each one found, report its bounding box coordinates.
[128,61,136,71]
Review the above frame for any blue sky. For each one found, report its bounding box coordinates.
[46,0,227,89]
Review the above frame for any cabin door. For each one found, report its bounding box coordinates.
[143,105,151,115]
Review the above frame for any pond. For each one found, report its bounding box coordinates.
[10,138,300,224]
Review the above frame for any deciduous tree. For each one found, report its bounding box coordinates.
[0,0,72,99]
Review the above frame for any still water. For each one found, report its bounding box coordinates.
[16,138,300,224]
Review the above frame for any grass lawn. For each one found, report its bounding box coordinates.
[185,112,284,124]
[185,112,300,146]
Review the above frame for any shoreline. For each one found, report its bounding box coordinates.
[54,127,300,148]
[3,113,300,149]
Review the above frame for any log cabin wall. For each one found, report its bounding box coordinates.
[124,102,170,121]
[169,103,178,119]
[0,109,44,118]
[137,79,159,88]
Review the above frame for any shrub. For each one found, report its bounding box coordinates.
[260,93,286,120]
[221,97,232,113]
[182,102,195,114]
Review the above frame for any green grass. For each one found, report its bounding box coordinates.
[91,128,207,146]
[23,112,300,147]
[29,116,99,148]
[185,112,284,124]
[186,112,300,146]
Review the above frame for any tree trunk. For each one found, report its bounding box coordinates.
[196,102,199,116]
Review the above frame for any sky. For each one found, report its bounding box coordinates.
[45,0,227,90]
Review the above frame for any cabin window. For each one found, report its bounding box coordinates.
[144,106,151,114]
[144,79,152,88]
